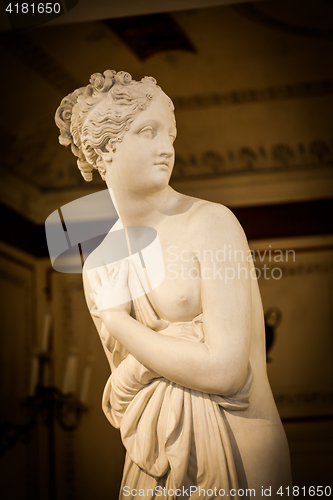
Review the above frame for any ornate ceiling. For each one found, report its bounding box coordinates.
[0,0,332,223]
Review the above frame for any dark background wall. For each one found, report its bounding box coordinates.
[0,1,332,498]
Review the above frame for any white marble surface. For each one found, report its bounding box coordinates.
[56,70,293,499]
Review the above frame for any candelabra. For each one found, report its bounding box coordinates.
[0,352,88,457]
[1,333,91,500]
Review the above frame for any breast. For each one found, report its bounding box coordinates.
[147,257,202,322]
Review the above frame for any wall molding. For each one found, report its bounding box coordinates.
[172,79,333,111]
[173,139,333,178]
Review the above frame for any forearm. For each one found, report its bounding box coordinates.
[101,312,246,396]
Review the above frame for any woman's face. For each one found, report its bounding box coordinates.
[105,92,177,195]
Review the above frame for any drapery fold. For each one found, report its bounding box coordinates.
[98,260,253,499]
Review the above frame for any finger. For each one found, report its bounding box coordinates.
[90,303,100,318]
[91,310,101,319]
[117,259,129,287]
[98,265,109,286]
[108,265,119,283]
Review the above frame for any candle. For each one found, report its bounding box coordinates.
[41,313,52,352]
[62,353,78,394]
[28,354,39,396]
[42,361,51,387]
[79,359,93,403]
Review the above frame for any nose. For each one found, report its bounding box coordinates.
[157,133,174,158]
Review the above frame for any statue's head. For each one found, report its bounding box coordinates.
[55,70,174,182]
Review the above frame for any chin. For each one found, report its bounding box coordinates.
[146,173,171,193]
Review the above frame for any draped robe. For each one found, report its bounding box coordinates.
[97,260,253,500]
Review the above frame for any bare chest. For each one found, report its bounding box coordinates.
[146,223,202,322]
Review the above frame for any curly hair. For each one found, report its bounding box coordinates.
[55,70,174,181]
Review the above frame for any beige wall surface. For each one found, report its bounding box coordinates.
[0,1,333,498]
[0,2,332,221]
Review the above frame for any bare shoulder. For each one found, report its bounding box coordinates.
[83,218,123,275]
[186,199,248,248]
[82,237,108,302]
[83,243,104,274]
[189,199,240,224]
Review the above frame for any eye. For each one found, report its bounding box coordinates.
[139,126,154,137]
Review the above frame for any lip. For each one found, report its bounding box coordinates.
[154,162,169,169]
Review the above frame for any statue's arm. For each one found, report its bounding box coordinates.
[195,203,253,395]
[86,204,252,396]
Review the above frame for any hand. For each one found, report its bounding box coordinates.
[88,259,132,321]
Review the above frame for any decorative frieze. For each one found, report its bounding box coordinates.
[172,80,333,111]
[173,139,333,178]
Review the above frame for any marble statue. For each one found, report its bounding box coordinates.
[55,70,292,499]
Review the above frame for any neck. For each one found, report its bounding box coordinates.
[107,183,177,228]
